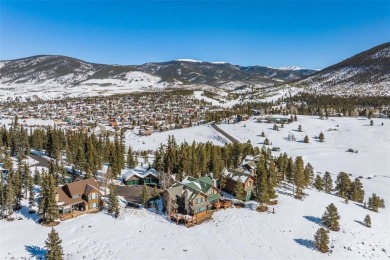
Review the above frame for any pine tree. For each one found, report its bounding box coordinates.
[108,184,119,218]
[256,160,269,206]
[45,228,64,260]
[0,172,4,215]
[233,179,245,201]
[322,203,340,231]
[46,175,59,222]
[28,174,35,210]
[364,214,371,228]
[126,146,136,168]
[314,174,323,191]
[319,132,325,142]
[335,172,352,199]
[261,131,265,137]
[368,193,385,212]
[140,184,150,208]
[151,186,159,199]
[323,172,333,193]
[350,178,365,203]
[304,163,314,187]
[298,125,302,132]
[370,120,374,126]
[4,177,15,216]
[314,227,329,253]
[294,156,305,197]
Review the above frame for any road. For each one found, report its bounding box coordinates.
[210,123,239,143]
[29,154,50,168]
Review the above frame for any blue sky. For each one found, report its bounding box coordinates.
[1,0,389,69]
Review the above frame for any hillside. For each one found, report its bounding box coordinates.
[295,42,390,96]
[0,55,316,101]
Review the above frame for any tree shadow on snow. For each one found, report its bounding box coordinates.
[294,239,315,249]
[303,216,322,225]
[25,245,46,259]
[354,220,366,226]
[17,205,40,222]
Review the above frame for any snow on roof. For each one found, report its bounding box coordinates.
[223,168,251,182]
[122,168,158,181]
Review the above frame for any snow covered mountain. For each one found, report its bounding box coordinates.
[295,42,390,96]
[0,55,316,101]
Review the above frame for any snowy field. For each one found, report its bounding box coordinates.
[218,116,390,177]
[125,124,229,151]
[1,115,390,259]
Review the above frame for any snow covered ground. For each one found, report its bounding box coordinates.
[125,124,229,151]
[218,116,390,177]
[1,115,389,259]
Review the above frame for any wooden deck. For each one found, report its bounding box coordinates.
[60,209,100,221]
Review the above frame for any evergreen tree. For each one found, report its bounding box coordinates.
[294,156,305,196]
[303,135,309,143]
[264,138,270,145]
[108,184,119,218]
[286,157,294,183]
[323,172,333,193]
[350,178,365,203]
[314,227,329,253]
[314,174,323,191]
[233,179,245,201]
[370,120,374,126]
[28,174,35,210]
[298,125,302,132]
[140,184,150,208]
[319,132,325,142]
[126,146,136,168]
[45,228,64,260]
[368,193,385,212]
[46,175,59,222]
[364,214,371,228]
[335,172,352,199]
[151,186,159,199]
[303,163,314,187]
[322,203,340,231]
[256,160,269,206]
[0,172,4,215]
[4,176,15,216]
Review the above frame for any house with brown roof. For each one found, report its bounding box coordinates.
[55,178,101,220]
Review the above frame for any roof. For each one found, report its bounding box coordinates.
[166,176,219,202]
[56,178,100,207]
[55,186,83,206]
[223,168,252,183]
[122,167,158,181]
[207,193,221,202]
[116,185,163,204]
[66,178,100,197]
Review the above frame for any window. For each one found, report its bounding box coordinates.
[195,206,207,213]
[195,197,203,204]
[91,192,98,200]
[90,203,97,209]
[207,189,213,195]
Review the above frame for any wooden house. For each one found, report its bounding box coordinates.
[164,176,221,225]
[222,168,255,201]
[55,178,101,220]
[122,168,159,186]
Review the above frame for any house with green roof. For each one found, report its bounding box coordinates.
[163,176,221,223]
